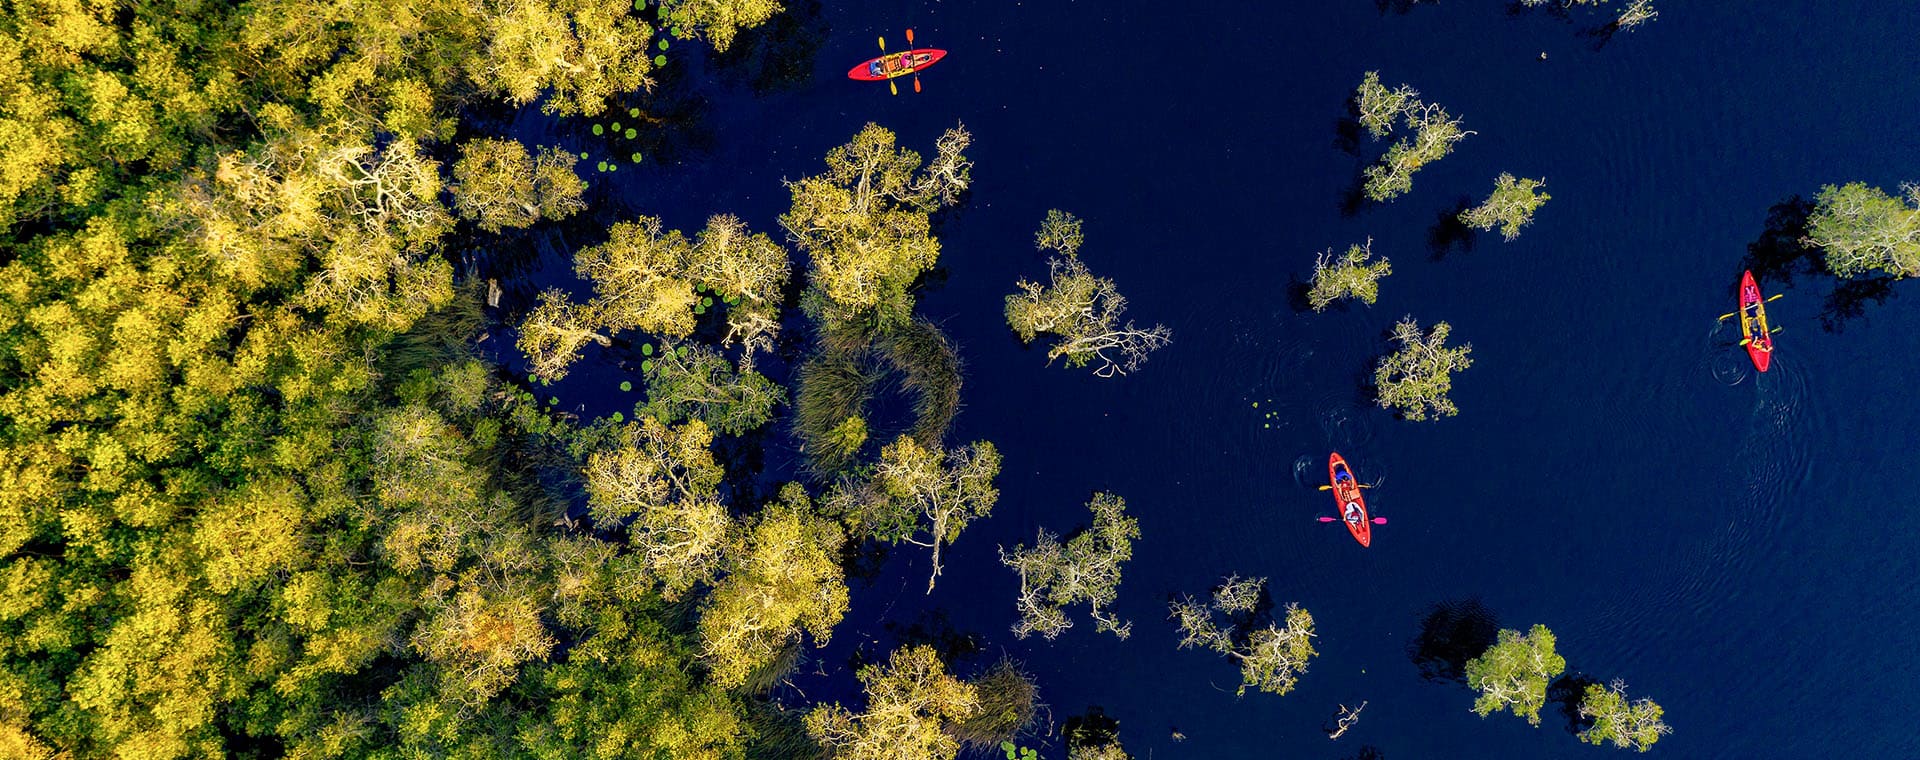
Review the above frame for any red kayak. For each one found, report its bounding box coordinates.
[847,49,946,81]
[1737,270,1774,372]
[1328,452,1371,548]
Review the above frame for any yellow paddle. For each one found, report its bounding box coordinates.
[878,36,896,95]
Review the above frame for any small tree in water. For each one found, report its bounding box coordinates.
[1353,71,1420,139]
[1578,680,1672,752]
[1169,575,1317,696]
[1001,492,1140,640]
[1005,210,1172,377]
[1374,317,1473,421]
[1803,181,1920,279]
[1463,624,1565,725]
[1363,102,1473,202]
[1308,238,1392,311]
[1460,174,1550,242]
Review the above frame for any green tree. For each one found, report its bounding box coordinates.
[661,0,785,51]
[1463,624,1566,725]
[1307,238,1392,311]
[1374,316,1473,421]
[805,645,981,760]
[1005,211,1171,377]
[577,216,702,338]
[1521,0,1658,30]
[699,485,848,690]
[1460,173,1550,242]
[861,437,1002,593]
[689,213,791,367]
[1363,102,1473,202]
[452,138,587,232]
[1804,181,1920,279]
[1001,492,1139,640]
[1577,680,1671,751]
[781,123,973,329]
[1169,576,1318,696]
[1353,71,1419,139]
[638,342,787,435]
[519,289,612,381]
[582,418,732,599]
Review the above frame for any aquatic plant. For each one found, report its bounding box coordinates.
[1308,237,1392,311]
[951,659,1040,749]
[1460,173,1551,242]
[1463,624,1565,725]
[1353,71,1419,139]
[1362,101,1473,202]
[1373,317,1473,421]
[1001,492,1139,640]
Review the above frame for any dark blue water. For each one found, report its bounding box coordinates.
[505,1,1920,757]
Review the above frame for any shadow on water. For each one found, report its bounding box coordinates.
[1739,196,1904,332]
[713,0,829,95]
[882,609,983,665]
[1407,598,1500,683]
[1426,196,1477,260]
[1340,746,1386,760]
[1548,672,1603,736]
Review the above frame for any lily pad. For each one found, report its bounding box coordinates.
[654,54,667,66]
[658,39,670,51]
[592,124,604,135]
[631,152,643,162]
[624,128,637,139]
[611,411,624,422]
[642,344,654,356]
[549,396,559,405]
[612,121,622,132]
[629,107,641,117]
[527,373,537,382]
[620,380,632,391]
[597,161,608,172]
[694,306,706,315]
[700,296,714,308]
[675,346,688,358]
[642,359,654,372]
[579,151,589,159]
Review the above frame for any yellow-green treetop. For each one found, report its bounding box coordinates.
[805,644,981,760]
[699,485,849,689]
[452,138,587,232]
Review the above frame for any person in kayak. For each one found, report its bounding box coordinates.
[1740,303,1771,350]
[1344,502,1363,524]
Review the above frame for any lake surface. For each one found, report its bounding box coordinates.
[503,1,1920,757]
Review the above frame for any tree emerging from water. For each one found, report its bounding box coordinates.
[1354,71,1419,139]
[1460,174,1550,241]
[1363,102,1474,202]
[1463,624,1566,725]
[805,645,981,760]
[1577,680,1672,751]
[1803,181,1920,279]
[1005,210,1172,377]
[1522,0,1659,31]
[1001,492,1140,641]
[1169,575,1318,696]
[1374,317,1474,421]
[1308,238,1392,311]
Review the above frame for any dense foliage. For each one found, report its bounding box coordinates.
[1308,238,1393,311]
[1463,624,1566,725]
[804,645,981,760]
[1577,680,1671,751]
[1804,181,1920,279]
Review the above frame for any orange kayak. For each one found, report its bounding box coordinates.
[1328,452,1371,548]
[847,49,947,81]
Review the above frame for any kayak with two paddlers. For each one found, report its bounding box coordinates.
[1722,270,1783,373]
[1327,452,1373,548]
[847,29,945,94]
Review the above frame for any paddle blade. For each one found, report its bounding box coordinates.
[1372,517,1388,525]
[913,76,921,93]
[1317,485,1333,491]
[1767,293,1785,302]
[1316,517,1337,523]
[906,28,915,44]
[1717,312,1737,321]
[889,80,897,95]
[877,36,886,51]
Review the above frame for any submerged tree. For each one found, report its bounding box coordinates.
[1463,624,1566,725]
[1308,238,1393,311]
[660,0,785,51]
[1803,181,1920,279]
[1005,211,1172,377]
[1460,174,1550,242]
[451,138,586,232]
[1353,71,1420,139]
[1577,680,1672,751]
[857,437,1003,593]
[1363,102,1474,202]
[1001,492,1140,640]
[1521,0,1658,30]
[805,645,981,760]
[638,341,787,435]
[699,485,848,690]
[1169,576,1318,696]
[1374,317,1473,421]
[689,213,792,367]
[782,123,973,330]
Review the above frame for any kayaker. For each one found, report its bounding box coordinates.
[1344,502,1363,524]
